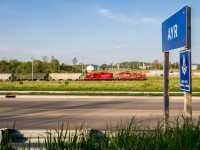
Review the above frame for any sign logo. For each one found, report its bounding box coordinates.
[181,55,187,75]
[180,50,191,92]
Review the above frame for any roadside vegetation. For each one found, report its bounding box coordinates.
[0,76,200,92]
[0,57,181,74]
[1,116,200,149]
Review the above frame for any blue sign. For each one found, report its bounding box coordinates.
[162,5,191,52]
[180,50,191,92]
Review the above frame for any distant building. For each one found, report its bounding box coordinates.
[139,63,150,69]
[91,64,99,70]
[192,64,198,70]
[146,70,163,76]
[86,64,99,73]
[86,65,94,73]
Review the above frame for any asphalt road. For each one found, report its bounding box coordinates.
[0,96,200,130]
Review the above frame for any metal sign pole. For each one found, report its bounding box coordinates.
[184,91,192,121]
[184,6,192,121]
[164,52,169,123]
[184,48,192,122]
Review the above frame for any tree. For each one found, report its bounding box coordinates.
[72,57,78,66]
[50,55,60,73]
[9,59,19,71]
[0,59,9,73]
[42,56,49,63]
[34,60,44,73]
[101,64,107,70]
[172,62,179,69]
[42,56,50,73]
[152,59,160,69]
[15,61,32,73]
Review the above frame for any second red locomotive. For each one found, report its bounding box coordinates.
[118,72,147,80]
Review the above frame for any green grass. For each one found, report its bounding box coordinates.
[0,76,199,92]
[0,129,13,150]
[2,116,200,149]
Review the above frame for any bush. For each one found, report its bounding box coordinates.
[64,80,69,86]
[19,81,23,85]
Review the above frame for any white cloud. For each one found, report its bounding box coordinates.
[97,8,134,24]
[96,7,160,26]
[87,51,96,54]
[141,17,161,25]
[115,46,121,49]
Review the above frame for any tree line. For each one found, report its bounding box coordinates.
[101,60,181,70]
[0,56,186,74]
[0,56,82,73]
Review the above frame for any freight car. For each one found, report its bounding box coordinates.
[49,73,82,81]
[0,73,12,80]
[84,72,114,80]
[14,73,48,81]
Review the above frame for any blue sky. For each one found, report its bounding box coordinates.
[0,0,199,65]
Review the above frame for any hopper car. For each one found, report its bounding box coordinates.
[49,73,81,81]
[0,73,48,81]
[0,73,12,80]
[15,73,48,81]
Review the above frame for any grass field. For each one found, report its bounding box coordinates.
[0,76,200,92]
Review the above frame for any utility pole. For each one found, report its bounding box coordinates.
[81,63,83,74]
[31,56,34,81]
[138,61,140,69]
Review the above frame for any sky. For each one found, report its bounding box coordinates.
[0,0,200,65]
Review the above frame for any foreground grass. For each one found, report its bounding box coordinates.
[0,76,200,92]
[1,116,200,149]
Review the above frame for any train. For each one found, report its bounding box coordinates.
[84,72,147,80]
[0,72,147,81]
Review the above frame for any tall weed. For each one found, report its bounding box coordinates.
[2,116,200,149]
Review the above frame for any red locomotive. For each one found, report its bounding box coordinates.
[118,72,147,80]
[84,72,147,80]
[84,72,114,80]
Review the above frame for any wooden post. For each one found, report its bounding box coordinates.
[164,52,169,123]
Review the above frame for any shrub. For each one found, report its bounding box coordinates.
[19,81,23,85]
